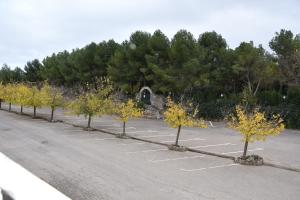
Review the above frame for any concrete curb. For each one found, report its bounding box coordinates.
[186,147,235,160]
[263,162,300,173]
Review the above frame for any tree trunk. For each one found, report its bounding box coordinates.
[33,106,36,118]
[253,79,261,97]
[122,121,126,136]
[50,107,54,122]
[87,115,92,128]
[243,138,249,158]
[9,103,11,112]
[175,125,182,146]
[21,105,23,114]
[0,99,2,109]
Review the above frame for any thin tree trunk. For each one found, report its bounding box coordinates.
[9,103,11,112]
[87,115,92,129]
[175,125,182,146]
[243,138,249,158]
[21,105,23,114]
[50,107,54,122]
[122,121,126,136]
[33,106,36,118]
[0,99,2,109]
[253,79,261,96]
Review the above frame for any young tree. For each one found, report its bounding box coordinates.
[40,83,64,121]
[228,106,285,158]
[68,89,113,129]
[0,82,4,109]
[164,98,207,146]
[15,84,31,114]
[114,99,143,137]
[3,83,16,112]
[27,86,43,118]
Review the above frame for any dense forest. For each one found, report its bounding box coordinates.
[1,29,300,128]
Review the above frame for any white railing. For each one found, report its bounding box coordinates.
[0,153,71,200]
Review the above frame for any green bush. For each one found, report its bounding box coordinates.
[197,100,300,129]
[197,99,237,120]
[260,104,300,129]
[257,90,282,106]
[287,87,300,106]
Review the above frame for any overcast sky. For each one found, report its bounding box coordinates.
[0,0,299,68]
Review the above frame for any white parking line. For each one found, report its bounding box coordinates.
[139,134,175,138]
[106,127,136,130]
[126,148,168,154]
[149,155,205,163]
[94,137,119,141]
[221,148,264,155]
[126,130,158,134]
[180,163,239,172]
[98,124,120,127]
[161,138,206,143]
[189,143,236,148]
[118,142,146,146]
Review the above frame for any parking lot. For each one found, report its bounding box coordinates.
[0,104,300,199]
[4,103,299,168]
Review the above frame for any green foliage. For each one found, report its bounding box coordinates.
[24,59,44,82]
[287,87,300,106]
[1,29,299,129]
[0,65,25,83]
[269,29,300,86]
[269,29,300,58]
[257,90,282,106]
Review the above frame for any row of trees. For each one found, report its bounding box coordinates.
[1,29,299,96]
[0,82,285,158]
[0,82,63,120]
[0,82,143,136]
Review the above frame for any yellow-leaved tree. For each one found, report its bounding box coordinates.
[68,89,113,129]
[27,86,43,118]
[228,106,285,158]
[15,83,31,114]
[164,97,207,146]
[114,99,143,137]
[0,82,4,109]
[3,83,16,112]
[40,83,64,121]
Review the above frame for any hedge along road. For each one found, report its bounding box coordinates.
[0,110,300,199]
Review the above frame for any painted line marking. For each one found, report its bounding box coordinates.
[139,134,175,138]
[97,124,120,127]
[161,138,206,143]
[221,148,264,155]
[94,137,119,141]
[118,142,146,146]
[189,143,236,148]
[180,163,239,172]
[126,130,158,134]
[106,127,136,130]
[149,155,205,163]
[126,148,168,154]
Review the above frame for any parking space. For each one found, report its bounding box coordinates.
[1,109,300,200]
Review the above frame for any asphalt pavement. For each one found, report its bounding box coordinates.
[0,106,300,200]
